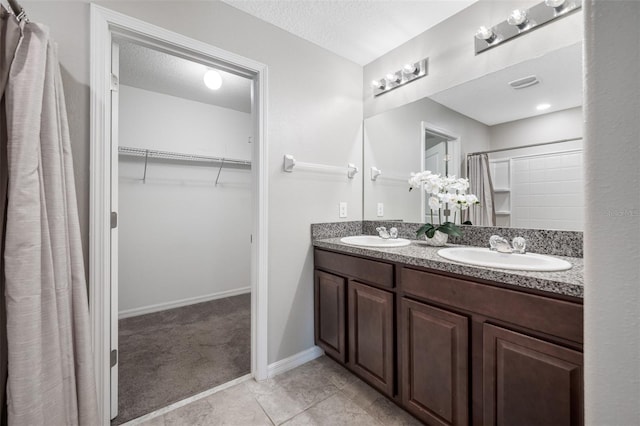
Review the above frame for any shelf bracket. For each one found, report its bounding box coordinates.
[215,158,226,186]
[142,149,149,183]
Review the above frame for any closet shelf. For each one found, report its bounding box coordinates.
[118,146,251,168]
[118,146,250,185]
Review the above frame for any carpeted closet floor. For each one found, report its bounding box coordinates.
[112,293,251,425]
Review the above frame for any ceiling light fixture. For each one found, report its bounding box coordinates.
[203,69,222,90]
[474,0,581,54]
[536,103,551,111]
[372,58,428,97]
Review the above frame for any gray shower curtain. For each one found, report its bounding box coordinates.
[0,7,98,425]
[466,153,496,226]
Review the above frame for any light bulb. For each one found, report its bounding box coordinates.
[536,103,551,111]
[507,9,528,27]
[386,73,400,84]
[203,70,222,90]
[475,26,496,42]
[371,79,385,89]
[403,63,417,74]
[545,0,566,7]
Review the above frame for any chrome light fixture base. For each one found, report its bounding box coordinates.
[474,0,581,55]
[373,58,428,97]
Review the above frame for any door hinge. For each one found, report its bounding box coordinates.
[110,349,118,367]
[111,212,118,229]
[110,73,119,92]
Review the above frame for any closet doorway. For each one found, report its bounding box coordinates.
[90,6,268,426]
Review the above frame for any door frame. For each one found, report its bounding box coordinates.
[89,5,269,424]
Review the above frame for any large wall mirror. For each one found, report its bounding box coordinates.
[363,42,583,231]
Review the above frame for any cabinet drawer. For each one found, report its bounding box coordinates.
[315,249,394,288]
[401,267,583,344]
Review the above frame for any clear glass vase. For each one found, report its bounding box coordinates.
[423,230,449,247]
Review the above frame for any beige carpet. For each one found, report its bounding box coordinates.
[112,293,251,425]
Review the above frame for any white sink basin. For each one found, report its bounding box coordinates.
[437,247,572,272]
[340,235,411,248]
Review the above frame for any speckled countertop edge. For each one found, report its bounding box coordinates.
[313,238,584,299]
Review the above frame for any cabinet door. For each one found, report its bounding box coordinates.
[400,298,469,426]
[348,281,394,397]
[483,324,583,426]
[314,270,346,363]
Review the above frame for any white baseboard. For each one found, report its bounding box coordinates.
[118,287,251,319]
[267,346,324,379]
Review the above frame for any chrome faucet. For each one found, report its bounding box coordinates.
[489,235,527,254]
[376,226,398,239]
[489,235,512,253]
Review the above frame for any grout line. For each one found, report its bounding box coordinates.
[121,374,253,425]
[274,385,341,425]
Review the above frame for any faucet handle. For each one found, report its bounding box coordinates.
[489,235,506,251]
[376,226,390,239]
[512,237,526,254]
[389,227,398,239]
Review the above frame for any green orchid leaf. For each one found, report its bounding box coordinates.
[416,223,435,238]
[437,222,464,237]
[426,227,437,238]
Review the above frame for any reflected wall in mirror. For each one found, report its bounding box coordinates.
[363,42,583,231]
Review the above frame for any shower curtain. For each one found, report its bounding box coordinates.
[0,7,98,425]
[466,153,496,226]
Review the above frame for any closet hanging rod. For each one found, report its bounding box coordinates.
[466,137,582,157]
[118,146,251,167]
[7,0,28,21]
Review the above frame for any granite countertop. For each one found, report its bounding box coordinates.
[313,237,584,299]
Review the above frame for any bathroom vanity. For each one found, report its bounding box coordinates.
[313,238,583,426]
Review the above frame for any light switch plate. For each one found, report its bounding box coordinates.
[377,203,384,217]
[339,202,348,218]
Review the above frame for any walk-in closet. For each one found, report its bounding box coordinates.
[112,39,253,424]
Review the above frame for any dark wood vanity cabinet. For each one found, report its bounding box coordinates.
[313,248,584,426]
[314,249,395,397]
[400,298,469,426]
[482,324,583,426]
[314,270,346,362]
[348,281,394,397]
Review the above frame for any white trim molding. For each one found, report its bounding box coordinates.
[267,346,324,379]
[118,287,251,319]
[90,5,269,424]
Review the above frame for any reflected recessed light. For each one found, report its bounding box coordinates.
[536,103,551,111]
[204,70,222,90]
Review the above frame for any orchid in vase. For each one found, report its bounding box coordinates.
[409,171,479,245]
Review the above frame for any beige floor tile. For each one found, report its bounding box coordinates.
[282,394,383,426]
[247,360,341,424]
[164,383,272,426]
[366,396,423,426]
[133,414,166,426]
[339,377,383,411]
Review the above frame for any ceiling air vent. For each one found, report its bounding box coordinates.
[508,75,540,89]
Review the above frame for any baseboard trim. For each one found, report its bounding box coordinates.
[118,287,251,319]
[267,346,324,379]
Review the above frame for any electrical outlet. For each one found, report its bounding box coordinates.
[377,203,384,217]
[339,202,348,218]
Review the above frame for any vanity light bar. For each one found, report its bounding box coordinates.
[474,0,582,55]
[372,58,428,97]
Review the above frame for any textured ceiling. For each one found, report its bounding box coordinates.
[220,0,478,65]
[118,40,252,113]
[431,43,583,126]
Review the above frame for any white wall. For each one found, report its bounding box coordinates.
[363,0,583,118]
[118,85,252,316]
[584,1,640,424]
[488,107,583,151]
[363,96,489,221]
[23,0,363,365]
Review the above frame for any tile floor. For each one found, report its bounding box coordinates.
[132,356,422,426]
